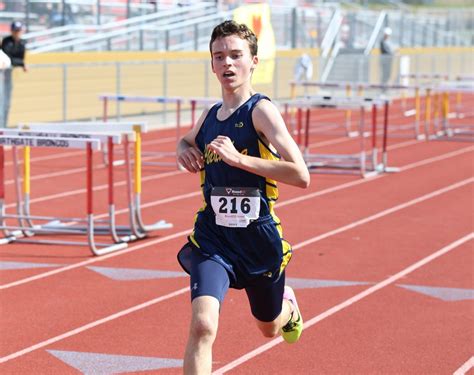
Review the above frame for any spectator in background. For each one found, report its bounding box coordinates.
[1,21,27,128]
[293,53,313,82]
[380,27,396,86]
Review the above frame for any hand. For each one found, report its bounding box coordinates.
[177,146,204,173]
[23,65,28,72]
[207,135,241,166]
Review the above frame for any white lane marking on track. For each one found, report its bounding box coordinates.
[400,145,474,171]
[0,287,189,364]
[453,356,474,375]
[0,180,471,362]
[0,229,191,290]
[279,146,474,209]
[4,143,473,212]
[1,120,429,191]
[4,169,185,209]
[2,134,348,186]
[1,149,473,289]
[212,233,474,374]
[4,151,179,187]
[292,177,473,250]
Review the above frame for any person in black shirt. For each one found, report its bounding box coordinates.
[1,21,27,127]
[379,27,396,86]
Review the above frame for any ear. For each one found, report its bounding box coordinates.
[251,55,259,71]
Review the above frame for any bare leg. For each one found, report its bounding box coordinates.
[184,296,220,375]
[254,298,292,338]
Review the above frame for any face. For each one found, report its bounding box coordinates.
[211,35,258,91]
[12,29,23,40]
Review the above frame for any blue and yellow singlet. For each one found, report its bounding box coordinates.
[188,93,292,287]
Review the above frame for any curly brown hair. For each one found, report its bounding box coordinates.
[209,20,258,57]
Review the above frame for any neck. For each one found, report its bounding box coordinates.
[221,86,254,111]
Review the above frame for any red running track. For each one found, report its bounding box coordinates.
[0,107,473,374]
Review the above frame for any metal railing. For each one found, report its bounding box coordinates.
[0,0,177,32]
[27,2,217,53]
[5,2,471,54]
[364,11,387,55]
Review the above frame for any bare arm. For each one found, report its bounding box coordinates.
[176,108,210,173]
[207,100,310,188]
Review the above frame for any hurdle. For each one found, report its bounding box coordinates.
[290,80,431,140]
[288,81,360,138]
[6,127,142,244]
[278,95,397,178]
[399,73,449,85]
[2,128,124,235]
[100,94,182,168]
[99,94,220,167]
[428,81,474,142]
[0,134,129,256]
[188,97,220,128]
[16,122,172,243]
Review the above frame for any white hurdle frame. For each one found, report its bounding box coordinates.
[99,94,219,168]
[0,134,128,256]
[17,122,172,245]
[278,95,397,178]
[101,94,182,168]
[290,80,431,140]
[428,81,474,142]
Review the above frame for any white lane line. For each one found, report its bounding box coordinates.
[0,180,471,363]
[292,177,473,250]
[7,142,471,211]
[400,145,474,171]
[3,151,178,187]
[453,356,474,375]
[8,145,472,226]
[262,146,474,209]
[0,229,192,290]
[1,153,473,290]
[4,169,185,209]
[0,287,189,364]
[3,135,471,210]
[212,233,474,374]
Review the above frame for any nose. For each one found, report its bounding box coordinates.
[223,55,232,66]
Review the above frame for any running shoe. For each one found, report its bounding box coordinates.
[281,285,303,344]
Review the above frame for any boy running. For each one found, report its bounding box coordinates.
[177,20,310,374]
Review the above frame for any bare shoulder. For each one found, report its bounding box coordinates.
[252,98,284,131]
[253,97,280,118]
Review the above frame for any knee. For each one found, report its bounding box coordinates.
[189,314,218,342]
[257,321,280,338]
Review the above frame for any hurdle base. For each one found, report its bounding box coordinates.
[141,219,174,232]
[416,134,426,141]
[375,164,401,173]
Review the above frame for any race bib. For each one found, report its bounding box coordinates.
[210,187,260,228]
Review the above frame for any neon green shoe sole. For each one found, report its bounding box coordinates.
[281,286,303,344]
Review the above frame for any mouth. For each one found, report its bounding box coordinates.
[223,71,236,79]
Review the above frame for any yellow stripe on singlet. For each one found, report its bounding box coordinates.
[258,140,293,272]
[189,169,207,248]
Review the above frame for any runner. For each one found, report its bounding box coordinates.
[176,20,310,374]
